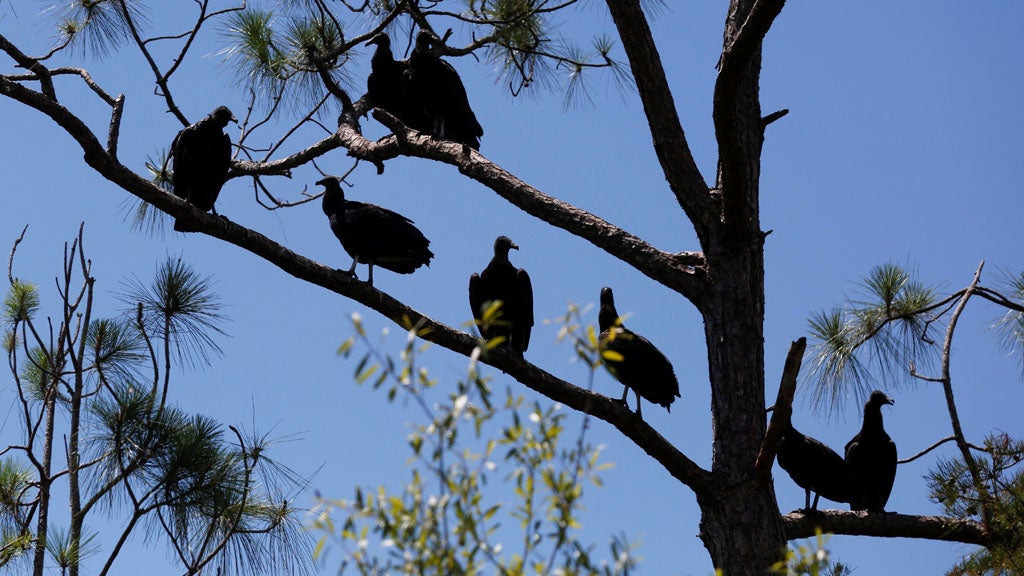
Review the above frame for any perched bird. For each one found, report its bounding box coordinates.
[406,30,484,149]
[468,236,534,353]
[170,106,236,232]
[365,33,431,133]
[776,417,857,511]
[597,287,680,417]
[845,390,897,512]
[317,176,433,286]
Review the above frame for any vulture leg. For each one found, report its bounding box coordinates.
[811,492,821,512]
[619,386,630,406]
[634,389,643,419]
[367,263,375,287]
[347,259,359,278]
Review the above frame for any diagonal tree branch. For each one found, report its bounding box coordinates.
[603,0,716,241]
[336,110,708,305]
[783,510,989,546]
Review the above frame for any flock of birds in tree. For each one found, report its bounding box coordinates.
[776,390,898,513]
[169,28,899,515]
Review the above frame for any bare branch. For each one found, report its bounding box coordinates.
[939,261,992,529]
[0,33,55,99]
[900,436,957,465]
[755,337,806,480]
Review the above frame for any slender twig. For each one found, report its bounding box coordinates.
[898,436,990,465]
[938,261,992,531]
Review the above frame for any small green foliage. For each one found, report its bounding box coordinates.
[314,314,634,575]
[772,531,851,576]
[3,231,310,575]
[87,317,145,384]
[927,433,1024,574]
[2,280,39,324]
[129,149,173,235]
[119,258,227,369]
[44,526,100,570]
[549,302,602,371]
[219,8,349,113]
[50,0,149,58]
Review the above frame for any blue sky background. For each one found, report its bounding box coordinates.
[1,2,1023,574]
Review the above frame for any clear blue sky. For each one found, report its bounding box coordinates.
[2,2,1023,574]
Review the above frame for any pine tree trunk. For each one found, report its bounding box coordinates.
[698,249,787,573]
[694,1,787,570]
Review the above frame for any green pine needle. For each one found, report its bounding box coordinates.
[3,280,39,324]
[118,258,227,370]
[804,263,938,413]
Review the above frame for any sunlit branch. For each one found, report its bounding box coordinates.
[339,109,707,303]
[782,510,988,545]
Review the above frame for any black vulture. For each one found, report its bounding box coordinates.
[468,236,534,353]
[776,418,857,511]
[845,390,897,512]
[597,287,680,417]
[365,33,432,133]
[171,106,236,232]
[317,176,433,286]
[406,30,484,149]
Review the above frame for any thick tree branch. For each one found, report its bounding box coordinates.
[0,76,713,495]
[713,0,784,239]
[0,33,55,99]
[718,0,787,84]
[338,111,707,305]
[603,0,715,240]
[782,510,989,546]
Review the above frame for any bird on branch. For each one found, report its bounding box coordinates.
[317,176,434,287]
[845,390,898,512]
[170,106,236,232]
[469,235,534,354]
[598,286,680,418]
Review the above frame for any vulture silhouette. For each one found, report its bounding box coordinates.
[777,417,857,511]
[318,176,433,286]
[171,106,236,232]
[469,236,534,353]
[365,33,432,133]
[845,390,897,512]
[597,287,680,418]
[406,30,483,149]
